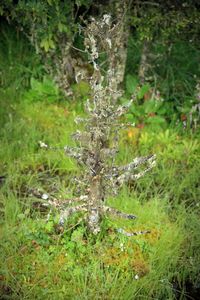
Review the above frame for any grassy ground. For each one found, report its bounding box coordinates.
[0,25,200,300]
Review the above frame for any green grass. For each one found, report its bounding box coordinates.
[0,98,199,299]
[0,21,42,91]
[0,23,200,300]
[0,197,189,299]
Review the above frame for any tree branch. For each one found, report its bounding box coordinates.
[59,204,87,225]
[103,205,137,220]
[117,228,151,236]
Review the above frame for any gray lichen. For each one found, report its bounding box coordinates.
[40,15,156,235]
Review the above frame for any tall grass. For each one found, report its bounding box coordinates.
[0,21,42,90]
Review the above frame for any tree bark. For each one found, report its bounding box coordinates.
[109,0,130,91]
[138,39,151,85]
[87,175,103,234]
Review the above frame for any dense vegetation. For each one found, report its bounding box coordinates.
[0,1,200,299]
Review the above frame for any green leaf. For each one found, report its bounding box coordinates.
[40,39,50,52]
[48,38,55,49]
[71,228,85,243]
[146,116,166,124]
[130,104,144,117]
[137,84,150,99]
[143,99,160,114]
[45,221,54,233]
[157,105,167,115]
[126,75,138,94]
[30,77,40,90]
[58,22,63,32]
[126,113,135,122]
[25,77,59,103]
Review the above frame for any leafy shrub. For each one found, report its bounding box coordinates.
[124,75,167,131]
[24,77,60,103]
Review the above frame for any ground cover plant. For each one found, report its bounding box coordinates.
[0,2,200,300]
[1,95,199,299]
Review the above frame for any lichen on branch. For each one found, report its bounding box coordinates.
[40,14,156,235]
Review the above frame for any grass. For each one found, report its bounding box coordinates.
[0,21,43,91]
[0,23,200,300]
[0,197,188,299]
[0,98,199,299]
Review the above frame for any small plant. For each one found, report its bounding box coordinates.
[125,75,167,130]
[41,15,156,235]
[24,76,60,103]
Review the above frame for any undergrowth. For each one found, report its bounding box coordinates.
[0,98,199,299]
[0,23,200,300]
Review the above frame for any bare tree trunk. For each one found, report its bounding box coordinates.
[87,175,103,234]
[108,0,130,91]
[45,42,74,97]
[138,39,151,85]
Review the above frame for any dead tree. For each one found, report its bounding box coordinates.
[40,15,156,235]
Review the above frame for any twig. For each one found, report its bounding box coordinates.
[70,45,86,53]
[117,228,151,236]
[103,206,137,220]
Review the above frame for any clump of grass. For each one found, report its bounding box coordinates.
[0,194,191,299]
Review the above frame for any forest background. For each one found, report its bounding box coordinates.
[0,1,200,299]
